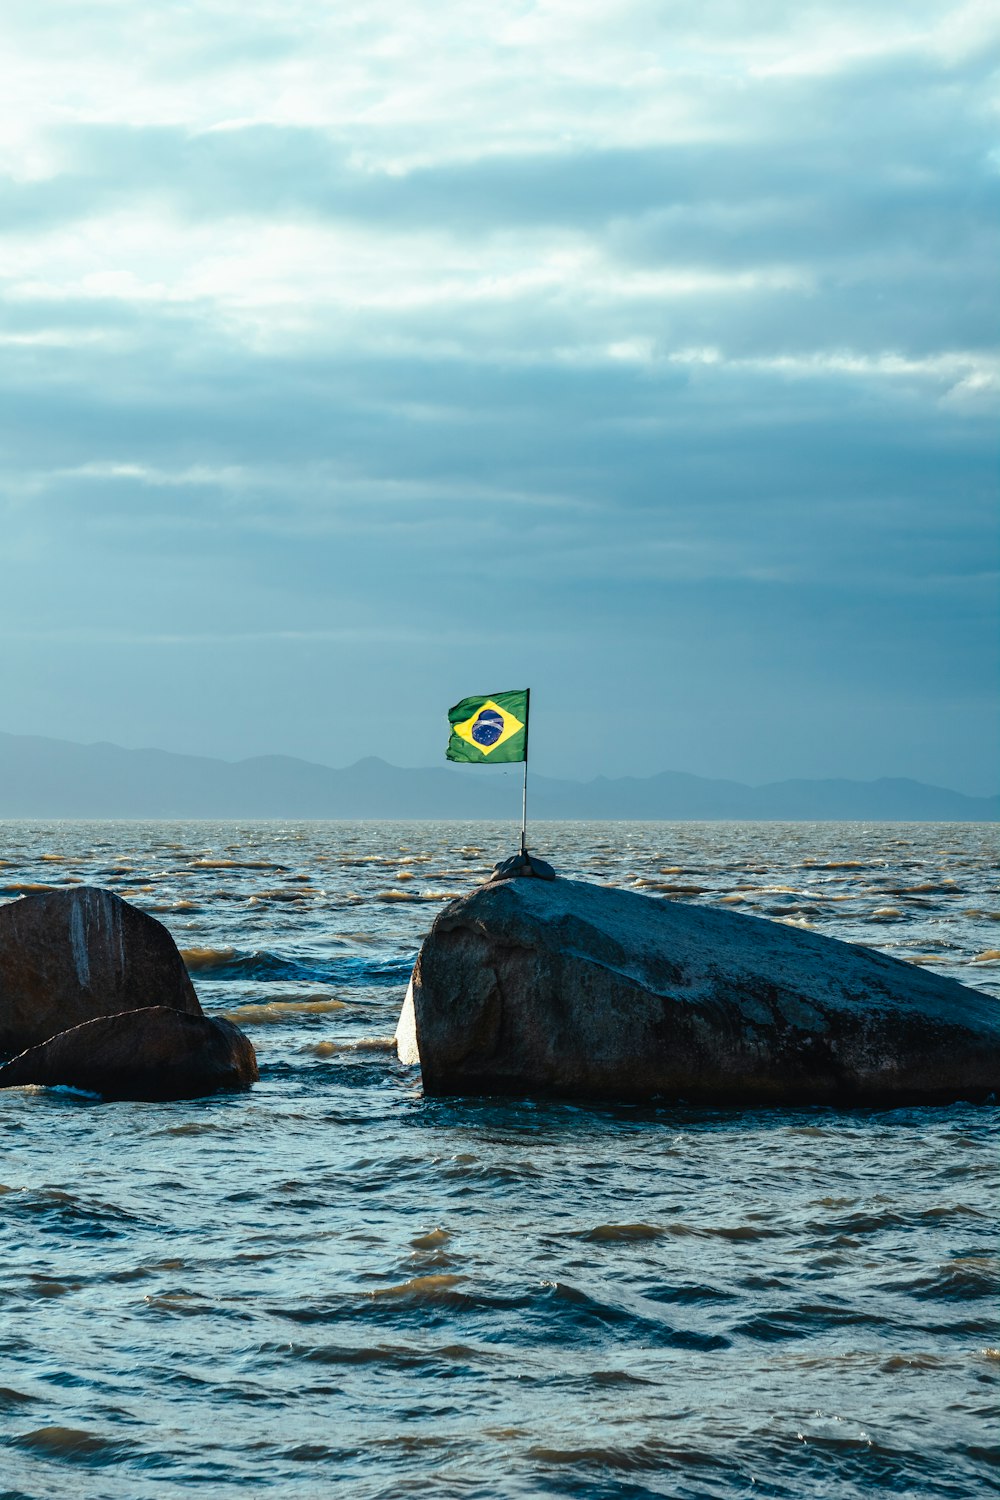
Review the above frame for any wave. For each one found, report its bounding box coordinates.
[742,1427,963,1495]
[664,1222,782,1242]
[411,1228,450,1250]
[11,1426,136,1465]
[22,1275,74,1299]
[375,888,462,903]
[303,1036,396,1054]
[265,1277,705,1342]
[806,1203,987,1239]
[885,1258,1000,1302]
[632,879,709,895]
[369,1273,467,1299]
[527,1439,730,1475]
[181,945,237,970]
[184,948,411,986]
[0,1386,38,1410]
[225,998,346,1025]
[577,1223,666,1242]
[1,1187,151,1239]
[644,1283,739,1306]
[255,1338,489,1373]
[188,859,289,870]
[247,889,315,904]
[736,1304,894,1341]
[533,1281,730,1349]
[884,881,965,895]
[141,1291,253,1320]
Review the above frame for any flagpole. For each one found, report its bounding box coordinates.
[520,688,530,856]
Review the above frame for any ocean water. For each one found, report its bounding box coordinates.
[0,819,998,1500]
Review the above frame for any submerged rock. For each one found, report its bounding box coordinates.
[0,887,201,1055]
[0,1006,258,1101]
[399,877,1000,1104]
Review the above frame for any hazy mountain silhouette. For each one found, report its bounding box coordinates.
[0,730,995,820]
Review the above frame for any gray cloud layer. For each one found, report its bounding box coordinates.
[0,1,996,788]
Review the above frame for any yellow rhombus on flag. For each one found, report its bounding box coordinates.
[446,690,528,763]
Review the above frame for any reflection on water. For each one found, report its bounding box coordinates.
[0,820,998,1499]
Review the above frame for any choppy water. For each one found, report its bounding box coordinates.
[1,819,998,1500]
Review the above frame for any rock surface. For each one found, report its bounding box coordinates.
[401,877,1000,1104]
[490,853,556,882]
[0,1006,258,1100]
[0,887,201,1055]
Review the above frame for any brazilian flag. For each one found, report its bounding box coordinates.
[446,690,529,764]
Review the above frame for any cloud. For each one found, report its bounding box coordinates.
[0,0,995,789]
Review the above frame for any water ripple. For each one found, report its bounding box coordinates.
[0,818,997,1499]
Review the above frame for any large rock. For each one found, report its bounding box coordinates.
[0,1006,258,1101]
[398,877,1000,1104]
[0,887,201,1055]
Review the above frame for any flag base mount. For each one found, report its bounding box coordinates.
[489,853,556,883]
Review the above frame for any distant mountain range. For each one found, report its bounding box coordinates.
[0,730,995,821]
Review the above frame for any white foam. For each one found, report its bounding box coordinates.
[394,975,420,1067]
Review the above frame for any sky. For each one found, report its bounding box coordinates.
[0,0,997,792]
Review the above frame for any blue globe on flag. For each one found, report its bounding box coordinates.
[471,708,505,746]
[446,689,528,765]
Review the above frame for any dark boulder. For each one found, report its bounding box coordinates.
[398,877,1000,1105]
[0,1006,258,1101]
[0,887,201,1055]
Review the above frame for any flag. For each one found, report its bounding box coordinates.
[446,690,528,763]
